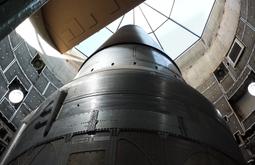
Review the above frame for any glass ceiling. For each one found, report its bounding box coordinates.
[76,0,215,59]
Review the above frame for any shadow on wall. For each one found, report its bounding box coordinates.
[15,11,86,84]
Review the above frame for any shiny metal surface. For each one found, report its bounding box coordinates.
[80,25,181,74]
[77,44,181,79]
[1,25,245,165]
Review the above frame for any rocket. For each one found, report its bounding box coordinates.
[1,25,245,165]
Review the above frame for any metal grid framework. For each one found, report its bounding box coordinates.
[76,0,215,59]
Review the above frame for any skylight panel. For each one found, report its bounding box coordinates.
[76,28,112,56]
[107,16,123,33]
[155,20,199,59]
[134,7,152,33]
[140,3,168,31]
[75,0,215,60]
[170,0,215,36]
[144,0,174,17]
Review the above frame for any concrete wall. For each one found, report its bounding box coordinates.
[0,28,68,155]
[0,30,64,128]
[176,0,240,88]
[194,0,255,162]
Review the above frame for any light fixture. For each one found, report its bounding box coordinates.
[31,54,45,74]
[8,89,24,104]
[248,82,255,96]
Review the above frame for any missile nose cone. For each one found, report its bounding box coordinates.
[80,25,181,74]
[96,25,163,55]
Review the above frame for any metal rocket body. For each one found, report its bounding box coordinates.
[1,25,245,165]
